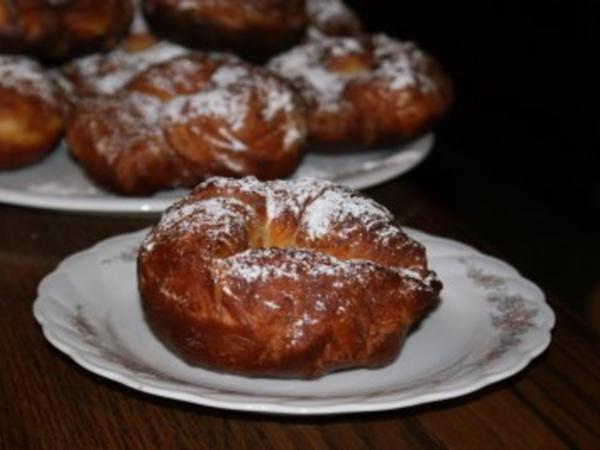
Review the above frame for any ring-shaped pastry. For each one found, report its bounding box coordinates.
[138,176,442,378]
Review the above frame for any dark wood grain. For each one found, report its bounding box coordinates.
[1,178,599,450]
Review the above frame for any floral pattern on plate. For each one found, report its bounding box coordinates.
[34,228,555,415]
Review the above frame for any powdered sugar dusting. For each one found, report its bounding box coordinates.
[80,92,165,164]
[79,55,305,162]
[195,178,400,248]
[65,41,188,95]
[206,176,332,223]
[212,64,300,126]
[142,177,437,302]
[213,247,381,285]
[300,186,401,244]
[370,34,436,92]
[164,87,250,132]
[268,36,365,111]
[211,64,249,86]
[0,56,62,106]
[269,33,440,112]
[143,196,255,250]
[144,177,432,286]
[264,85,296,121]
[265,177,331,220]
[157,60,303,150]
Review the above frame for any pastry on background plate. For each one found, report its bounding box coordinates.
[269,33,453,151]
[0,0,133,62]
[142,0,307,60]
[66,54,307,195]
[0,56,68,170]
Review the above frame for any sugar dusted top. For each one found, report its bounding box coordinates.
[370,34,437,92]
[65,41,189,95]
[142,176,437,289]
[268,33,441,110]
[0,56,63,106]
[78,54,306,165]
[161,62,300,137]
[268,35,367,110]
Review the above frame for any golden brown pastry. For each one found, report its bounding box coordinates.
[138,176,441,378]
[0,0,134,62]
[268,33,453,150]
[66,54,307,195]
[306,0,362,37]
[142,0,307,60]
[0,56,67,170]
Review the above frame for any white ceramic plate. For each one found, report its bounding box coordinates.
[33,227,555,415]
[0,134,432,213]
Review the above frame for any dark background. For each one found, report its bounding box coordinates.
[345,0,600,322]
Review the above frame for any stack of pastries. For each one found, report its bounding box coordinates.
[1,0,447,379]
[0,0,452,194]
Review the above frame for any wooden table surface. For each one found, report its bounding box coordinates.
[1,177,599,450]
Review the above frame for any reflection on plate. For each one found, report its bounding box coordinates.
[33,227,554,415]
[0,134,433,214]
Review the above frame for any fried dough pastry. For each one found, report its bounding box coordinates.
[0,56,67,170]
[66,54,307,195]
[268,33,453,150]
[142,0,307,60]
[138,176,442,378]
[0,0,134,62]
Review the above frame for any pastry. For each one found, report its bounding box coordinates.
[268,33,452,150]
[138,176,442,378]
[0,56,67,170]
[142,0,307,60]
[66,54,307,195]
[0,0,133,62]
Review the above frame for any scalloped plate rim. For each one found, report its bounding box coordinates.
[33,227,555,415]
[0,134,433,214]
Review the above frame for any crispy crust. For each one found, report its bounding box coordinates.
[0,0,133,62]
[143,0,307,60]
[138,177,442,378]
[66,54,307,195]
